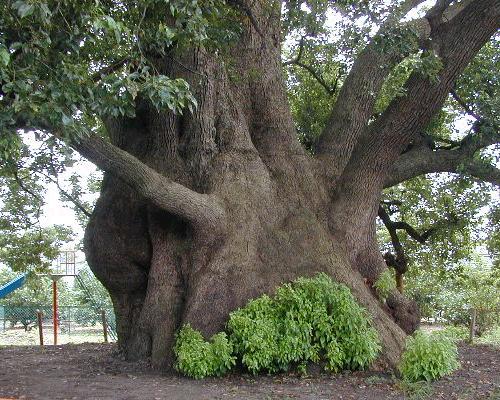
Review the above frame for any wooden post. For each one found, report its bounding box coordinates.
[101,309,108,343]
[37,310,44,346]
[52,279,58,345]
[469,307,476,344]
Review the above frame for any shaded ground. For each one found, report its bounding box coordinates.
[0,342,498,399]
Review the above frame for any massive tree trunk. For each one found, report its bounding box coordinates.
[78,0,499,370]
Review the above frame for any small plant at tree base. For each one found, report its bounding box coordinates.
[227,273,381,374]
[399,331,460,382]
[373,268,396,300]
[174,274,381,378]
[174,324,235,379]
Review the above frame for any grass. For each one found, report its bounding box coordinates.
[396,379,434,400]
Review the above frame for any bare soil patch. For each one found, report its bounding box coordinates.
[0,342,498,399]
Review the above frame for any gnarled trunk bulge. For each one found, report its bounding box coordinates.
[78,0,499,370]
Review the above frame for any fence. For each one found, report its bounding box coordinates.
[0,305,116,346]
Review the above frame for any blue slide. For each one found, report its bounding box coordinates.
[0,274,27,299]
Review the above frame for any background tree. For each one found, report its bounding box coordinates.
[0,0,499,370]
[0,168,73,273]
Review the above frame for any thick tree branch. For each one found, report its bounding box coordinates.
[227,0,264,38]
[425,0,454,33]
[70,132,226,233]
[390,220,436,244]
[14,115,226,234]
[386,124,500,187]
[338,0,499,199]
[379,203,458,258]
[315,0,475,176]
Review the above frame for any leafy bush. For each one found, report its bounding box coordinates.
[399,331,459,382]
[373,269,396,300]
[228,273,381,374]
[174,324,236,379]
[174,274,381,378]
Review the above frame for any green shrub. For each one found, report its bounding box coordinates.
[374,269,396,300]
[174,324,236,379]
[174,274,381,378]
[399,331,460,382]
[227,273,381,374]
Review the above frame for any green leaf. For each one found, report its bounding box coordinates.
[12,1,35,18]
[61,114,73,126]
[0,47,10,67]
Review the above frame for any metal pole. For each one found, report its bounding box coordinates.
[52,279,58,345]
[37,310,44,346]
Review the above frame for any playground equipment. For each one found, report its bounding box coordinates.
[0,274,27,299]
[40,251,77,345]
[43,251,117,343]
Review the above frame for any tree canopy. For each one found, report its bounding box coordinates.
[1,0,498,276]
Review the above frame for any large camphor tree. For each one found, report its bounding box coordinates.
[1,0,499,369]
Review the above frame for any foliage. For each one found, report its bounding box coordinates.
[373,268,396,300]
[399,331,460,382]
[375,37,499,286]
[406,258,500,334]
[0,164,74,273]
[486,204,500,269]
[380,175,490,276]
[0,0,233,142]
[175,274,381,378]
[228,274,380,374]
[174,324,236,379]
[431,324,500,348]
[476,325,500,347]
[73,265,112,309]
[452,39,499,125]
[0,0,240,257]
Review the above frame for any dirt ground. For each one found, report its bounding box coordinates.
[0,342,498,400]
